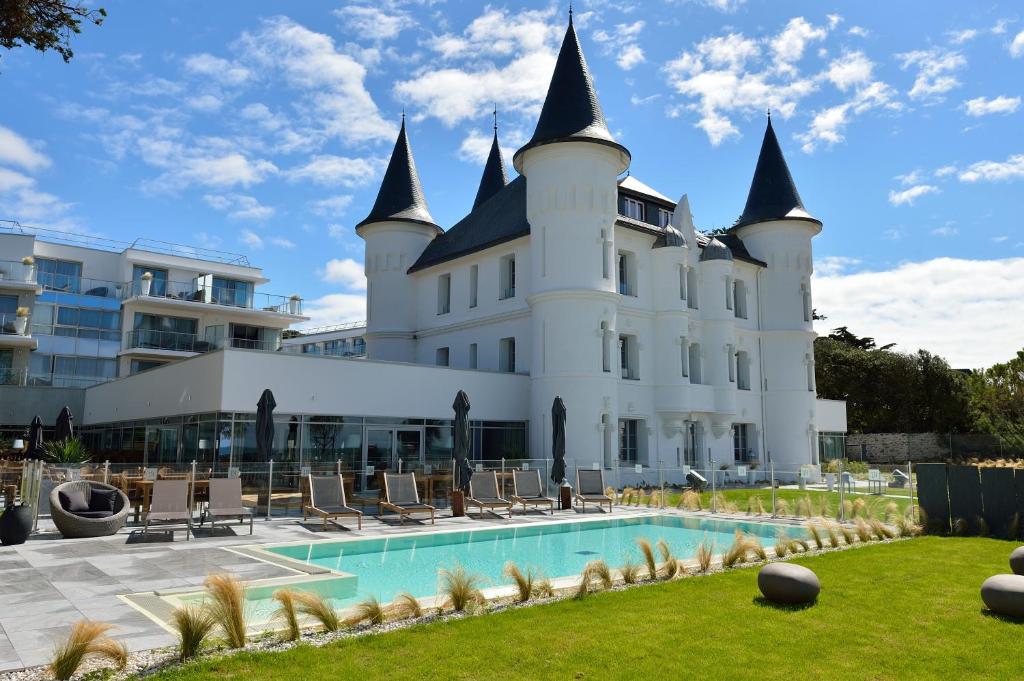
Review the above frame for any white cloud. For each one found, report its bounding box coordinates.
[0,125,51,171]
[0,168,71,223]
[949,29,979,44]
[958,154,1024,183]
[888,184,939,206]
[930,224,958,237]
[301,292,366,327]
[239,229,264,249]
[824,51,873,90]
[847,26,869,38]
[286,155,383,187]
[321,257,367,290]
[186,94,224,113]
[395,7,562,127]
[815,255,861,276]
[617,44,646,71]
[456,127,523,166]
[771,17,827,71]
[202,193,274,220]
[881,228,903,241]
[594,21,646,71]
[270,237,296,249]
[1011,30,1024,57]
[935,165,957,177]
[310,194,354,217]
[895,170,924,186]
[897,49,966,101]
[690,0,746,12]
[183,53,251,86]
[797,79,898,152]
[963,95,1021,117]
[813,257,1024,367]
[235,16,394,145]
[138,139,278,193]
[335,5,415,41]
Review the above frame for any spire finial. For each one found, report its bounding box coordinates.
[568,1,573,22]
[766,107,771,119]
[401,107,406,123]
[493,104,498,133]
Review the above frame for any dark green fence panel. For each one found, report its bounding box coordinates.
[980,467,1015,534]
[948,465,983,530]
[1015,469,1024,521]
[915,463,950,531]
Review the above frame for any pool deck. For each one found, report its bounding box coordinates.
[0,505,810,673]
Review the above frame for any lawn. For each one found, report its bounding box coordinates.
[658,486,915,518]
[150,536,1022,681]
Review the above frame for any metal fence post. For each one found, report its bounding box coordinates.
[710,459,717,513]
[398,458,403,474]
[838,458,846,523]
[189,460,197,522]
[769,452,776,518]
[103,460,110,485]
[336,459,341,476]
[658,460,664,508]
[266,460,274,521]
[908,460,916,522]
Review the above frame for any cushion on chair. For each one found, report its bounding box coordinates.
[88,488,118,513]
[59,488,90,513]
[71,510,114,519]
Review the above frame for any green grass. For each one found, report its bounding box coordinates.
[667,487,915,518]
[147,537,1022,681]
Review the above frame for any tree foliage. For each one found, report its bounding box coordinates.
[966,350,1024,451]
[0,1,106,63]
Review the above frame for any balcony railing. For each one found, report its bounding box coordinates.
[500,286,515,300]
[38,273,123,298]
[122,279,302,315]
[0,367,27,386]
[0,313,29,336]
[123,329,282,354]
[0,260,37,284]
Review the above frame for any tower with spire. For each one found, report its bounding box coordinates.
[729,114,822,472]
[357,116,441,362]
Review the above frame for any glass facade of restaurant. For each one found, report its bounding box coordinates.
[79,412,528,488]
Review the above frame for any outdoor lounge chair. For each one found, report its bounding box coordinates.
[142,479,193,540]
[467,471,513,519]
[381,472,435,525]
[303,474,362,530]
[575,469,613,513]
[49,480,130,538]
[511,469,556,515]
[205,478,254,535]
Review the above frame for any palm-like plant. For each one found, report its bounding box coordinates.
[49,621,128,681]
[42,438,91,465]
[171,604,216,662]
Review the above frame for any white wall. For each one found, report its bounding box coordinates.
[815,398,847,432]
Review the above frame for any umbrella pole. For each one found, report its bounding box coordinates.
[266,459,274,521]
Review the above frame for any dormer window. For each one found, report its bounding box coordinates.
[657,208,673,227]
[622,197,645,221]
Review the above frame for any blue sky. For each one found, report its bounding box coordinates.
[0,0,1021,367]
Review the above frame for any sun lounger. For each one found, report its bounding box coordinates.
[381,472,435,525]
[206,478,254,535]
[467,471,513,518]
[575,469,613,513]
[142,479,193,540]
[304,475,362,530]
[511,469,555,515]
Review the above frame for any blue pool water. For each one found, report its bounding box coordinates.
[258,515,805,611]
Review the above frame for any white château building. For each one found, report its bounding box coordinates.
[0,16,844,484]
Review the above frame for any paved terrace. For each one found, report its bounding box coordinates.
[0,506,676,673]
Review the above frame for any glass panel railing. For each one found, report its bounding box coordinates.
[123,329,213,353]
[38,273,123,298]
[0,260,37,284]
[123,279,302,315]
[0,367,27,385]
[0,312,30,336]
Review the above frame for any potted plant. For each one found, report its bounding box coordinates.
[20,256,35,282]
[13,307,28,335]
[139,271,154,296]
[41,438,91,465]
[288,294,301,315]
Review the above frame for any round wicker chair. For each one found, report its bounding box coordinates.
[49,480,130,538]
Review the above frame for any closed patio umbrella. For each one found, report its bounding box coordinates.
[27,415,43,459]
[550,396,566,484]
[55,406,74,442]
[256,389,276,462]
[453,390,473,493]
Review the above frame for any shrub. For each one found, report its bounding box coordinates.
[504,562,536,603]
[533,578,555,599]
[348,596,387,626]
[952,517,969,536]
[824,523,841,548]
[680,490,702,511]
[204,574,247,649]
[774,532,790,558]
[393,592,423,620]
[870,519,896,540]
[806,522,824,549]
[854,518,873,542]
[41,438,91,465]
[619,559,641,584]
[656,539,679,579]
[49,621,128,681]
[440,566,484,612]
[838,524,856,545]
[272,590,302,641]
[774,498,790,516]
[171,604,215,662]
[293,591,341,632]
[695,536,714,574]
[637,538,658,580]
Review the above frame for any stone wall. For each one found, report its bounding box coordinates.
[845,433,951,463]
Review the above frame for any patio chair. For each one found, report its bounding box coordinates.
[142,479,193,540]
[49,480,130,538]
[381,472,435,525]
[467,471,513,519]
[511,469,556,515]
[304,475,362,530]
[575,469,613,513]
[205,478,254,535]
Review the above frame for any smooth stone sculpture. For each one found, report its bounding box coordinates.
[758,562,820,604]
[1009,547,1024,576]
[981,574,1024,618]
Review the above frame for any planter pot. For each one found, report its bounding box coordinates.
[288,299,300,315]
[13,316,27,335]
[451,489,465,517]
[0,504,33,545]
[140,279,153,296]
[559,485,572,510]
[21,264,35,282]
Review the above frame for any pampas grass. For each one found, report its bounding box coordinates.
[620,559,641,584]
[796,496,812,518]
[293,591,341,632]
[825,522,841,548]
[680,490,702,511]
[393,592,423,620]
[695,536,714,574]
[852,498,866,519]
[789,537,810,553]
[440,566,484,612]
[722,530,763,567]
[590,560,614,589]
[806,521,824,549]
[854,518,873,542]
[838,523,856,545]
[817,497,832,518]
[774,498,790,516]
[894,516,922,538]
[842,500,854,520]
[504,562,536,603]
[204,573,247,649]
[534,578,555,599]
[746,496,767,516]
[272,590,301,641]
[348,596,388,625]
[49,621,128,681]
[870,519,896,539]
[637,538,658,580]
[774,532,790,558]
[656,539,679,579]
[748,535,767,561]
[884,502,899,522]
[171,604,216,662]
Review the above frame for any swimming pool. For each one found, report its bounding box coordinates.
[242,514,805,614]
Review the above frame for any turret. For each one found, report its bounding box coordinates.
[730,115,821,475]
[472,115,509,210]
[698,238,737,438]
[356,117,441,362]
[514,13,630,465]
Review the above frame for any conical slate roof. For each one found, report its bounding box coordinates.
[513,15,629,171]
[473,129,509,210]
[732,117,819,230]
[699,237,734,262]
[356,118,439,231]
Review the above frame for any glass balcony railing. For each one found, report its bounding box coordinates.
[0,313,30,336]
[123,329,283,354]
[122,279,302,315]
[0,367,27,386]
[38,273,123,298]
[0,260,37,284]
